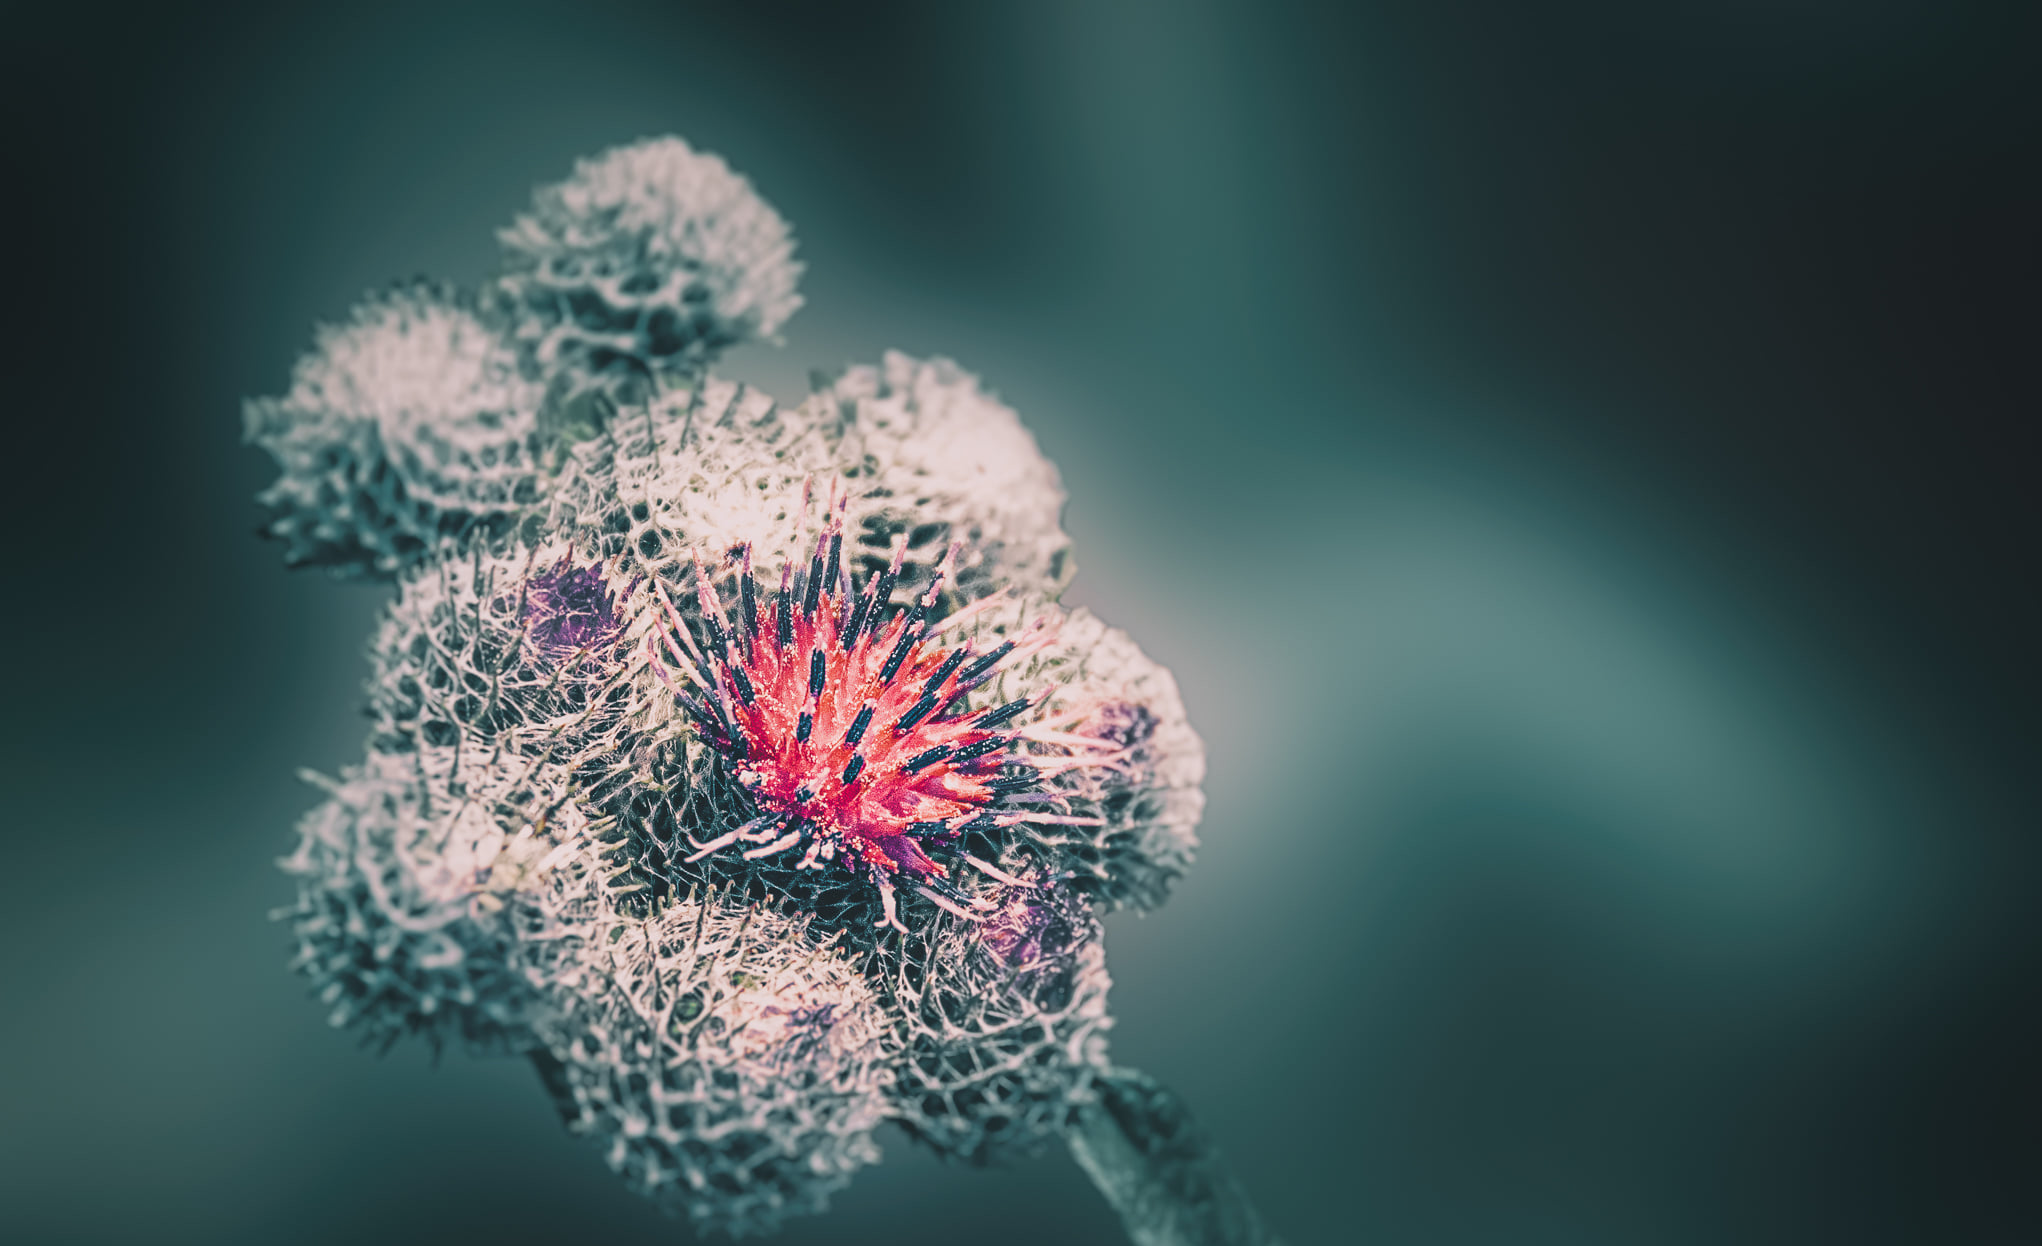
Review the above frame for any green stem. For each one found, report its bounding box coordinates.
[1067,1066,1284,1246]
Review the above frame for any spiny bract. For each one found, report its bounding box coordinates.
[253,135,1205,1235]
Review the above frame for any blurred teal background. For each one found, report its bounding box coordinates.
[2,2,2035,1243]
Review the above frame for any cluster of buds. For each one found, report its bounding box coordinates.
[256,137,1205,1235]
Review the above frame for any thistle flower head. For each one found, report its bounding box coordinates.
[498,135,802,389]
[256,135,1208,1236]
[276,747,586,1054]
[811,352,1075,598]
[243,282,539,579]
[532,881,894,1237]
[644,488,1109,930]
[883,854,1114,1163]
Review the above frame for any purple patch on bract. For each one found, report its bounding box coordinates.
[982,874,1091,970]
[755,1001,840,1063]
[522,557,629,660]
[1089,701,1157,749]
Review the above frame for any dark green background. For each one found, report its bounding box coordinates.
[3,2,2035,1242]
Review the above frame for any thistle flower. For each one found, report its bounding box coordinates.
[529,882,895,1237]
[640,494,1104,932]
[1009,608,1205,912]
[254,136,1269,1243]
[276,746,587,1054]
[885,855,1114,1163]
[244,283,540,579]
[811,352,1075,599]
[497,136,802,392]
[547,357,1072,609]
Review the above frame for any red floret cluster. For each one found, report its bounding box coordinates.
[648,496,1097,929]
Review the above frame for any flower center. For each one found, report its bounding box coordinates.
[647,498,1076,929]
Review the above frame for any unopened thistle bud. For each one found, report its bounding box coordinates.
[244,283,540,579]
[497,136,803,393]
